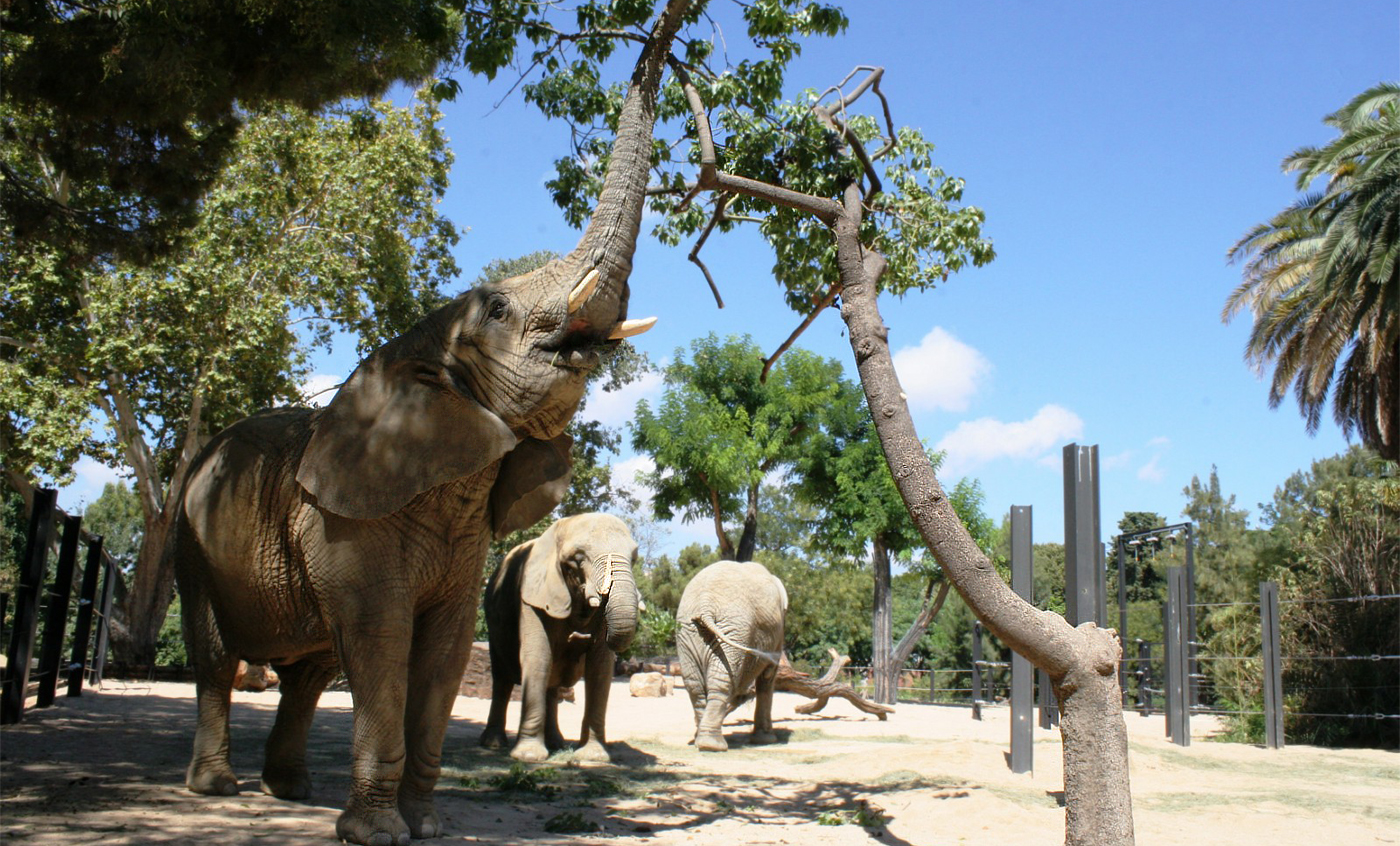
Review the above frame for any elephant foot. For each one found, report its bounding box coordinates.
[510,737,551,763]
[186,761,239,796]
[260,763,311,800]
[336,804,410,846]
[546,732,567,752]
[694,731,728,752]
[398,793,442,839]
[478,725,508,750]
[750,730,778,746]
[573,739,611,763]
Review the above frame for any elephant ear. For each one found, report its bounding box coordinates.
[773,575,789,614]
[490,433,573,539]
[520,524,572,619]
[296,357,517,519]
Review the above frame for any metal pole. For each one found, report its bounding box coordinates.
[1116,536,1129,708]
[1038,668,1059,729]
[36,514,81,708]
[1009,505,1033,774]
[89,559,117,687]
[971,620,984,721]
[1260,581,1285,750]
[1164,566,1190,746]
[1135,639,1152,716]
[1063,444,1103,627]
[1184,524,1199,707]
[2,489,57,724]
[67,536,105,697]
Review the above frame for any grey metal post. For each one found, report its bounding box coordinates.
[1009,505,1033,773]
[1164,566,1190,746]
[971,620,984,721]
[1135,639,1152,715]
[1116,537,1129,708]
[1063,444,1103,627]
[1260,581,1285,749]
[1184,524,1199,706]
[36,514,81,708]
[90,559,118,686]
[67,536,105,696]
[1038,669,1059,728]
[2,489,57,725]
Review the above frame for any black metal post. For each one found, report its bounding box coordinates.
[67,536,105,697]
[1063,443,1103,627]
[36,514,82,708]
[1116,536,1129,708]
[1009,505,1033,773]
[89,559,118,687]
[1184,524,1198,706]
[971,620,984,721]
[2,489,58,724]
[1135,639,1153,716]
[1037,668,1059,728]
[1164,566,1190,746]
[1260,581,1285,750]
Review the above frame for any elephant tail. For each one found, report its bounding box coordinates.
[692,613,783,666]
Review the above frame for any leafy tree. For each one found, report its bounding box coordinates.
[631,333,848,561]
[81,482,145,573]
[2,0,461,262]
[1260,447,1399,747]
[1225,83,1400,460]
[2,94,460,660]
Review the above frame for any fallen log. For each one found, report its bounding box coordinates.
[776,648,893,720]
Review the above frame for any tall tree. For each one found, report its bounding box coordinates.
[1225,82,1400,460]
[2,0,461,262]
[2,94,460,660]
[631,333,848,561]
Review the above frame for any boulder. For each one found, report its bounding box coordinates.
[233,661,279,692]
[629,671,670,697]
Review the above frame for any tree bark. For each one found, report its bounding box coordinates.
[776,651,893,719]
[734,483,759,562]
[118,509,173,663]
[890,578,952,670]
[870,537,894,704]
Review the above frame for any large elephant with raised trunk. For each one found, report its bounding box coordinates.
[675,559,788,751]
[479,513,639,762]
[168,5,690,843]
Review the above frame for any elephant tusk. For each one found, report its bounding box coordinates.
[607,316,657,340]
[567,268,601,314]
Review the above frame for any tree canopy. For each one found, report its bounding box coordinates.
[1225,82,1400,460]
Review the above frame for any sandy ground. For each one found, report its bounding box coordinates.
[1,678,1396,845]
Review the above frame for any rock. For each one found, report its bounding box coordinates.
[233,661,279,692]
[629,671,670,697]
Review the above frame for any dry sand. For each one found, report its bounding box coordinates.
[1,678,1396,845]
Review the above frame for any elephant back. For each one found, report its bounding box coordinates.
[677,560,786,660]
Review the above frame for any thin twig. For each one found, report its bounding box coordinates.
[761,280,843,381]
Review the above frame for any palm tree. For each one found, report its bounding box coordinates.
[1225,82,1400,460]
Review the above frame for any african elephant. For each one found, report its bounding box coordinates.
[166,7,689,842]
[479,513,639,763]
[675,559,788,751]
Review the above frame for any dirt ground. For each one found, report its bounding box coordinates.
[2,677,1396,845]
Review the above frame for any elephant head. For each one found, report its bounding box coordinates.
[521,513,640,652]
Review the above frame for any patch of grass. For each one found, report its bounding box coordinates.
[816,800,888,828]
[491,763,561,795]
[543,811,600,833]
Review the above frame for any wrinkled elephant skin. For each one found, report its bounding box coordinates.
[675,560,788,751]
[480,513,640,763]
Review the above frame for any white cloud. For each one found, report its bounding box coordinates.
[1148,436,1171,448]
[56,457,129,510]
[1137,455,1166,483]
[301,373,343,407]
[935,404,1084,475]
[1101,449,1135,471]
[581,370,663,428]
[891,327,992,413]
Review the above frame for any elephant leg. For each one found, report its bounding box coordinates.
[261,656,339,799]
[574,644,612,762]
[750,662,779,746]
[479,674,513,750]
[398,602,475,840]
[544,687,566,752]
[696,684,730,752]
[331,617,412,846]
[183,586,241,796]
[510,609,552,763]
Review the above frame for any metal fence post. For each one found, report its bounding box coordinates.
[1164,566,1190,746]
[2,489,58,724]
[89,559,118,687]
[36,514,81,708]
[67,536,106,697]
[1135,639,1153,715]
[1038,668,1059,728]
[1063,444,1104,628]
[971,620,984,721]
[1260,581,1285,750]
[1009,505,1033,773]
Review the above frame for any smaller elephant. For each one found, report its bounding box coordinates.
[480,513,639,762]
[675,559,787,751]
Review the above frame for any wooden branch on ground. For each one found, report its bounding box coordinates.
[776,649,893,720]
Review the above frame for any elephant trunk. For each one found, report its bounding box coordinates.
[601,563,639,654]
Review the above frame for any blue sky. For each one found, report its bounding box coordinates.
[61,2,1400,558]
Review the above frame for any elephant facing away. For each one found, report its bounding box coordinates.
[675,559,788,751]
[479,513,639,762]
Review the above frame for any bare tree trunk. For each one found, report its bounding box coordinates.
[734,483,759,562]
[117,509,173,663]
[890,577,952,670]
[870,537,894,704]
[776,651,893,719]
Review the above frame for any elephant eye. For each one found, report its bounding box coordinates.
[486,296,509,321]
